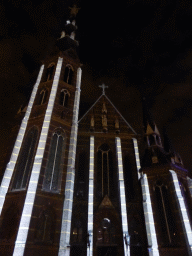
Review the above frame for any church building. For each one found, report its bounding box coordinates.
[0,5,192,256]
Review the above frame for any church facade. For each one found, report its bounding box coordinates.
[0,6,192,256]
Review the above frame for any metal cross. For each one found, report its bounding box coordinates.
[99,83,108,95]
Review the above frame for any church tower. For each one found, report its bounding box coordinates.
[0,5,82,256]
[140,102,192,256]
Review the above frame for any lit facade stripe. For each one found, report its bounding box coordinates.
[141,174,159,256]
[132,138,141,179]
[0,65,44,217]
[59,67,82,256]
[87,136,94,256]
[12,57,63,256]
[115,137,130,256]
[170,170,192,254]
[187,177,192,199]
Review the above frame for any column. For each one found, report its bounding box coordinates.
[115,137,130,256]
[187,177,192,199]
[141,174,159,256]
[132,138,141,179]
[0,65,44,216]
[12,57,63,256]
[87,136,94,256]
[170,170,192,255]
[59,67,82,256]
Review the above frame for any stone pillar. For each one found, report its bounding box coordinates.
[0,65,44,217]
[170,170,192,255]
[59,67,82,256]
[12,57,63,256]
[132,138,141,179]
[115,137,130,256]
[141,174,159,256]
[87,136,94,256]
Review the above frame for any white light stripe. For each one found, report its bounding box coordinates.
[132,138,141,179]
[0,64,44,217]
[170,170,192,254]
[115,137,130,256]
[13,57,63,256]
[87,136,94,256]
[141,174,159,256]
[59,67,82,256]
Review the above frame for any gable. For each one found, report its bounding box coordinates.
[78,94,137,135]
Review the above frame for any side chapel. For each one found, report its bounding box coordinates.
[0,5,192,256]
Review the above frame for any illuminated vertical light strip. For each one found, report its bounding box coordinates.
[12,57,63,256]
[132,138,141,179]
[141,174,159,256]
[0,65,44,216]
[59,67,82,256]
[87,136,94,256]
[187,177,192,199]
[170,170,192,254]
[115,137,130,256]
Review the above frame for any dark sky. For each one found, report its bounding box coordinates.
[1,0,192,172]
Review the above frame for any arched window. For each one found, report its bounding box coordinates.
[98,144,110,197]
[35,207,55,243]
[46,63,55,81]
[0,205,19,240]
[60,89,70,107]
[43,131,65,192]
[38,89,48,105]
[12,126,38,190]
[155,180,178,246]
[64,65,73,84]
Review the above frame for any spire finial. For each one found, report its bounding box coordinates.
[99,83,108,95]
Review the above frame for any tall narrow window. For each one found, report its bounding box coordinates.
[155,180,178,246]
[98,144,110,197]
[12,126,38,190]
[60,89,70,107]
[38,89,48,105]
[46,63,55,81]
[43,131,65,192]
[64,65,73,84]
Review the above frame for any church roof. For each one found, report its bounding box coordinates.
[78,93,137,135]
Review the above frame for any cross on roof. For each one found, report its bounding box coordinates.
[99,83,108,95]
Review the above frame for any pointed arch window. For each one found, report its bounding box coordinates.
[155,180,178,246]
[97,144,114,197]
[12,126,38,190]
[43,131,65,192]
[46,63,55,81]
[60,89,70,107]
[35,207,55,244]
[64,64,73,84]
[38,89,48,105]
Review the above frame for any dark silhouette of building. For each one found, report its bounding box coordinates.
[0,5,192,256]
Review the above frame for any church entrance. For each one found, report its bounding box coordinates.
[97,246,117,256]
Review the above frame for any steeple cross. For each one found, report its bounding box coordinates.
[99,83,108,95]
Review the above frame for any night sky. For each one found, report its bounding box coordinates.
[1,0,192,173]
